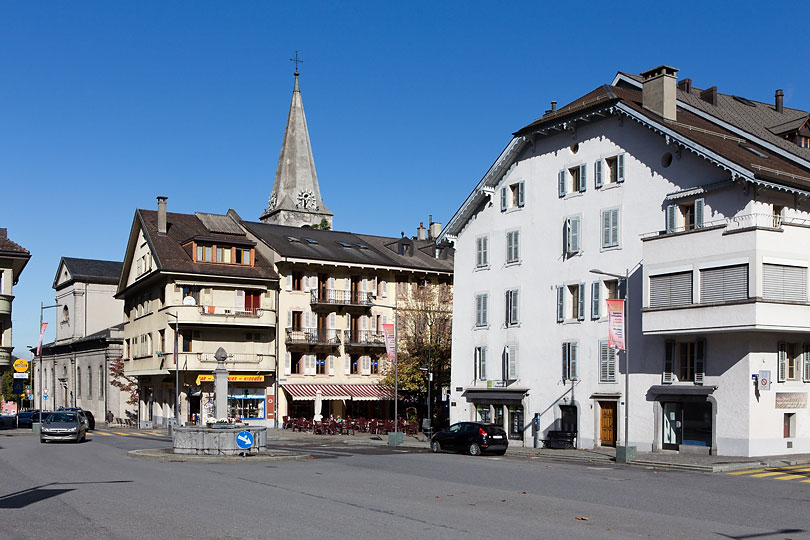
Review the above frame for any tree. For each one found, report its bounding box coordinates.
[109,357,138,406]
[311,218,331,230]
[380,282,452,426]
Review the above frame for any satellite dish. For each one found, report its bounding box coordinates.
[183,295,197,306]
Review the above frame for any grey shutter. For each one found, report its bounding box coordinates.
[474,348,480,380]
[607,346,616,382]
[285,351,291,375]
[577,283,585,321]
[778,342,787,382]
[570,343,578,379]
[591,281,601,319]
[556,286,564,322]
[803,344,810,383]
[594,159,603,188]
[328,355,334,376]
[482,236,488,266]
[695,339,705,385]
[666,204,677,233]
[763,264,808,302]
[578,164,587,192]
[481,347,487,379]
[611,210,619,247]
[285,274,292,291]
[663,340,674,384]
[558,170,566,197]
[509,345,518,380]
[599,341,608,382]
[700,265,748,303]
[476,238,482,267]
[513,231,520,261]
[694,198,705,228]
[517,181,525,207]
[475,295,482,326]
[506,232,513,262]
[511,290,519,325]
[562,343,569,381]
[482,294,488,325]
[567,217,580,254]
[505,290,511,326]
[287,310,292,328]
[501,187,507,211]
[602,210,611,248]
[650,272,693,307]
[617,153,625,182]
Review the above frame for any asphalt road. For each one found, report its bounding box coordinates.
[1,429,809,540]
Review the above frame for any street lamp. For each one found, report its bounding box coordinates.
[166,312,181,427]
[589,267,634,463]
[37,302,59,412]
[367,300,399,436]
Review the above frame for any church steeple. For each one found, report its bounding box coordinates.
[260,65,333,228]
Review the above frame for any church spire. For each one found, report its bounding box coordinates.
[261,57,333,228]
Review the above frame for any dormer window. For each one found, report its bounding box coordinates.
[194,243,252,266]
[197,245,213,262]
[304,238,318,245]
[216,246,231,263]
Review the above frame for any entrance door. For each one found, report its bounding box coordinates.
[318,273,328,302]
[599,401,617,447]
[662,402,682,450]
[317,313,328,342]
[662,402,712,450]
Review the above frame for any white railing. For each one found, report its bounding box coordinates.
[643,213,783,238]
[199,305,261,317]
[196,352,267,364]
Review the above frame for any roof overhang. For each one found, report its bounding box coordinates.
[462,388,528,402]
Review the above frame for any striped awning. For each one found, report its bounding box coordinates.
[281,384,351,401]
[343,384,394,401]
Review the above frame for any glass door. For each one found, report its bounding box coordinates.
[662,402,682,450]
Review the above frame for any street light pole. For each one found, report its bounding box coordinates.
[167,312,180,426]
[38,302,59,412]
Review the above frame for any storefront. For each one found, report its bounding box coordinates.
[195,373,274,426]
[649,385,715,454]
[281,383,393,420]
[463,388,528,442]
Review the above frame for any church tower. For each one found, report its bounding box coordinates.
[260,68,333,228]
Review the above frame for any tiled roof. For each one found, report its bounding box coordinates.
[0,233,30,257]
[60,257,123,285]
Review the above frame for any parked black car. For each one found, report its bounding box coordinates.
[16,409,39,428]
[57,407,95,430]
[28,411,50,427]
[430,422,508,456]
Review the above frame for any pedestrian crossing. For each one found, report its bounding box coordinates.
[728,464,810,483]
[92,429,168,439]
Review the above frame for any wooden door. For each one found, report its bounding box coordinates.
[600,401,616,447]
[318,273,328,301]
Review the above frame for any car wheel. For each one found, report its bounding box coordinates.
[80,433,86,443]
[431,441,441,453]
[468,443,481,456]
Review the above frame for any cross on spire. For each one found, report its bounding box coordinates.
[290,50,303,75]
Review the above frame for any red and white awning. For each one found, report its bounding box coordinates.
[342,384,394,401]
[281,384,351,401]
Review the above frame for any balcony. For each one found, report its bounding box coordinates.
[310,289,373,309]
[285,327,341,347]
[0,294,12,317]
[177,352,275,372]
[0,346,11,367]
[642,213,810,335]
[343,330,386,348]
[173,303,276,327]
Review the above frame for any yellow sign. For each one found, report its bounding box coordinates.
[195,374,265,385]
[13,359,29,373]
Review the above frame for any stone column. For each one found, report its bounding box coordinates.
[213,347,229,420]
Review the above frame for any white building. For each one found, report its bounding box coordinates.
[440,65,810,456]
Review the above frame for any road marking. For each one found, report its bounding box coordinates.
[93,431,113,436]
[774,474,807,480]
[145,431,166,437]
[728,469,766,475]
[112,431,128,436]
[750,472,788,478]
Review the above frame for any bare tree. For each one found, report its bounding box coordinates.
[109,357,138,406]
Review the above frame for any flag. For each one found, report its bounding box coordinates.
[606,299,625,351]
[36,322,48,356]
[382,323,396,366]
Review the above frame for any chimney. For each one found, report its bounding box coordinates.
[775,89,784,113]
[157,196,168,235]
[0,228,6,239]
[641,65,678,121]
[417,222,427,241]
[677,78,692,93]
[551,101,557,112]
[429,221,442,240]
[699,86,718,106]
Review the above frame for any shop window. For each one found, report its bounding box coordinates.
[228,390,265,420]
[509,405,524,440]
[476,405,491,423]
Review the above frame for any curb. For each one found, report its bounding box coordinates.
[127,447,312,463]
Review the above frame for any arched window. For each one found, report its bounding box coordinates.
[87,365,92,398]
[98,365,104,400]
[77,367,82,397]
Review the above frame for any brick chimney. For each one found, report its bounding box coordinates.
[641,65,678,121]
[157,196,168,235]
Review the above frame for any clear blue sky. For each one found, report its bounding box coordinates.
[4,1,809,358]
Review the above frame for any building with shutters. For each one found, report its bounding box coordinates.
[439,65,810,456]
[0,228,30,369]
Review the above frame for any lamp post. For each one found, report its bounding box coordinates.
[37,303,59,412]
[368,300,399,436]
[166,312,181,427]
[589,267,635,463]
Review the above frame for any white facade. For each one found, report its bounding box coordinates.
[442,68,810,456]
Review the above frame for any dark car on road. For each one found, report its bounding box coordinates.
[58,407,95,430]
[431,422,508,456]
[16,410,40,428]
[40,411,86,443]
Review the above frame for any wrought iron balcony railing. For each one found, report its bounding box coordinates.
[310,289,373,307]
[285,327,342,346]
[343,329,386,347]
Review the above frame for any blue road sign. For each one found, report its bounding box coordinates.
[235,430,254,450]
[44,394,49,400]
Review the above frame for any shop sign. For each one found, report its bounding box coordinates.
[195,374,265,384]
[266,395,275,420]
[776,392,807,409]
[487,380,506,388]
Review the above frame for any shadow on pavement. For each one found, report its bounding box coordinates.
[0,481,133,509]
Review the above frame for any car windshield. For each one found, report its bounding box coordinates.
[47,413,77,423]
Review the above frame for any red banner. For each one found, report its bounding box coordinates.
[382,323,396,366]
[36,322,48,356]
[606,299,625,351]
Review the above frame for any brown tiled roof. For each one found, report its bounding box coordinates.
[0,233,30,257]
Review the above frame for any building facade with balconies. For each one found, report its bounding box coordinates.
[440,64,810,456]
[0,228,30,368]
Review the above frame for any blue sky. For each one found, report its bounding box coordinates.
[4,1,809,358]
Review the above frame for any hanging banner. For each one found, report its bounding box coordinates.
[36,322,48,356]
[606,299,625,351]
[382,323,397,366]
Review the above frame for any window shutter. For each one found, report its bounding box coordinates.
[778,342,787,382]
[562,343,569,380]
[611,210,619,246]
[700,265,748,303]
[476,238,483,267]
[328,356,334,376]
[594,159,603,188]
[514,231,520,261]
[579,164,587,192]
[482,294,488,325]
[482,237,488,266]
[694,198,705,228]
[666,205,677,234]
[510,290,519,325]
[599,341,609,382]
[617,153,625,182]
[380,280,387,298]
[517,181,525,207]
[570,217,580,253]
[285,352,291,375]
[329,313,336,329]
[475,295,482,326]
[508,345,518,380]
[650,272,693,308]
[285,274,292,291]
[570,343,578,379]
[602,210,611,248]
[480,347,487,380]
[474,348,480,380]
[505,233,513,263]
[235,289,245,311]
[312,275,319,292]
[304,275,311,292]
[577,283,585,321]
[501,187,507,211]
[361,315,367,330]
[345,354,350,375]
[558,170,566,198]
[763,264,808,302]
[695,339,705,385]
[556,286,565,322]
[803,344,810,383]
[591,281,601,319]
[663,340,674,384]
[505,291,511,326]
[287,310,292,328]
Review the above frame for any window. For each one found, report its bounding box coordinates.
[475,236,489,268]
[397,281,409,299]
[350,354,360,375]
[77,367,82,397]
[316,354,326,375]
[663,339,705,384]
[292,272,304,291]
[505,344,518,380]
[700,265,748,303]
[505,289,519,326]
[88,363,93,398]
[763,264,807,302]
[474,346,487,380]
[182,286,200,304]
[649,271,693,308]
[292,353,304,375]
[777,342,807,382]
[506,230,520,263]
[500,181,525,211]
[784,413,796,438]
[666,198,704,233]
[370,356,379,374]
[562,342,578,381]
[566,283,585,321]
[599,341,617,383]
[475,293,489,327]
[797,136,809,149]
[235,248,251,265]
[601,208,620,248]
[603,154,625,185]
[98,365,104,400]
[559,165,587,197]
[196,245,213,262]
[476,405,491,423]
[565,216,581,255]
[181,332,192,353]
[61,305,69,324]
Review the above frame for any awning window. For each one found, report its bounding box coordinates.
[281,384,351,401]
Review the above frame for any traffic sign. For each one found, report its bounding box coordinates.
[13,358,29,372]
[13,372,29,379]
[43,394,49,400]
[12,381,23,394]
[235,430,254,450]
[759,370,771,391]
